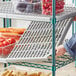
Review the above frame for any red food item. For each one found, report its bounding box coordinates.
[42,0,65,15]
[0,28,26,35]
[3,44,15,56]
[6,38,16,44]
[3,40,10,46]
[0,37,5,42]
[0,42,4,55]
[3,47,10,56]
[0,37,16,56]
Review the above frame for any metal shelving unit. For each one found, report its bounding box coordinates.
[0,2,76,22]
[6,19,73,62]
[0,1,76,76]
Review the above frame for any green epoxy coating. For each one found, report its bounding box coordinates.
[74,0,76,68]
[6,19,11,27]
[4,63,7,67]
[75,22,76,67]
[3,0,5,28]
[6,0,11,27]
[52,0,56,76]
[72,0,74,3]
[8,55,74,71]
[72,22,74,35]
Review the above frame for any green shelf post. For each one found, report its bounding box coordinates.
[4,63,7,67]
[52,0,56,76]
[72,0,76,68]
[74,0,76,68]
[3,0,11,28]
[6,0,11,28]
[8,63,11,66]
[72,0,74,3]
[3,0,11,68]
[3,0,6,28]
[3,19,5,28]
[6,19,11,27]
[72,22,74,35]
[74,20,76,66]
[72,0,74,35]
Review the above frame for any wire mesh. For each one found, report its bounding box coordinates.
[0,2,76,21]
[8,55,74,70]
[7,18,73,62]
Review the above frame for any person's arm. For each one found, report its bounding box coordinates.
[63,33,76,58]
[56,33,76,58]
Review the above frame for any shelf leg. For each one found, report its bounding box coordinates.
[52,0,56,76]
[4,63,7,67]
[3,18,6,28]
[6,19,11,27]
[72,22,74,35]
[75,21,76,67]
[3,0,11,28]
[72,21,76,67]
[3,0,6,28]
[74,0,76,68]
[72,0,74,3]
[6,0,11,27]
[8,63,11,66]
[73,0,76,68]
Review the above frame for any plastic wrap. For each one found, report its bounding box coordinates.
[12,0,41,13]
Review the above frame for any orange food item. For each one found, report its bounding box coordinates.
[28,73,38,76]
[0,28,9,33]
[1,33,21,41]
[0,28,26,34]
[1,33,19,37]
[9,28,26,34]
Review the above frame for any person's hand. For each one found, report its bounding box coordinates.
[56,45,66,57]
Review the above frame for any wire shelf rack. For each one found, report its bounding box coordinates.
[0,2,76,22]
[6,18,73,62]
[8,55,74,70]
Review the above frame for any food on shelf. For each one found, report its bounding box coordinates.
[0,37,16,56]
[0,28,26,34]
[42,0,65,15]
[0,33,21,41]
[0,27,26,41]
[1,70,51,76]
[0,65,52,76]
[8,28,26,34]
[12,0,41,13]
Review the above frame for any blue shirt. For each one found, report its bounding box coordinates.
[64,33,76,59]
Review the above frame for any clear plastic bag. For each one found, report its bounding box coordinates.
[12,0,41,13]
[42,0,65,15]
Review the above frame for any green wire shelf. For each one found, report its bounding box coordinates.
[8,55,74,71]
